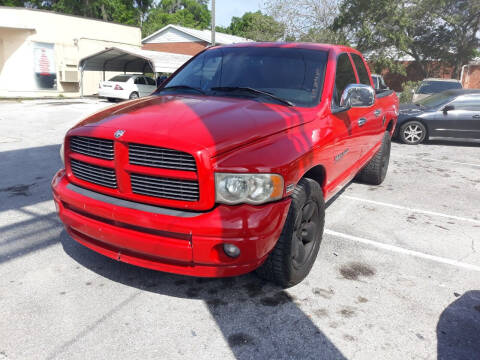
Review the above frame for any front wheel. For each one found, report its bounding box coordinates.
[256,178,325,288]
[399,120,427,145]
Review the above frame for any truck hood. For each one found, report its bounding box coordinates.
[73,95,316,157]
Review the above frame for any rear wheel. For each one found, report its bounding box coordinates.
[256,178,325,288]
[355,131,391,185]
[399,120,427,145]
[129,92,139,100]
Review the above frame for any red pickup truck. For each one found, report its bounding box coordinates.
[52,43,398,287]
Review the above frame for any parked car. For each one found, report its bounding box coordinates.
[371,74,389,91]
[52,43,399,287]
[396,89,480,144]
[98,74,157,101]
[412,78,462,103]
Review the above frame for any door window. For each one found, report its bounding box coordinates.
[134,77,146,85]
[351,54,371,85]
[145,77,156,86]
[450,96,480,111]
[333,53,357,107]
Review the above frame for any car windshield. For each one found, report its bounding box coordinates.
[417,81,462,94]
[109,75,132,82]
[156,47,328,107]
[416,92,455,108]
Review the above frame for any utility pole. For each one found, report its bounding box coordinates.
[211,0,216,46]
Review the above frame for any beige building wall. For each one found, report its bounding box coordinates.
[0,7,141,97]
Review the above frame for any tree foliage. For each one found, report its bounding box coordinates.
[332,0,480,77]
[142,0,210,37]
[264,0,345,43]
[216,11,284,42]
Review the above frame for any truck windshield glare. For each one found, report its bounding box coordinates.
[157,47,328,107]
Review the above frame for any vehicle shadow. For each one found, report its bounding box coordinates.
[60,231,347,360]
[436,290,480,360]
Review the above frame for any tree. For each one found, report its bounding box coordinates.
[332,0,480,78]
[1,0,153,26]
[264,0,343,43]
[142,0,210,37]
[217,11,284,42]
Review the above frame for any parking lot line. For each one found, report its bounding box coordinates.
[343,196,480,225]
[399,155,480,168]
[325,229,480,272]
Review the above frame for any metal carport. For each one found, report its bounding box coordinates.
[78,47,192,96]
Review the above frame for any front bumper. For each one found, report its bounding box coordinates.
[52,170,291,277]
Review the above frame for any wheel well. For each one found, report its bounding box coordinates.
[302,165,326,189]
[386,119,394,133]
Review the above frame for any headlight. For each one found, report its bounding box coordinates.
[60,142,65,165]
[215,173,284,205]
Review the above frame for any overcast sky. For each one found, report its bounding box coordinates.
[210,0,263,27]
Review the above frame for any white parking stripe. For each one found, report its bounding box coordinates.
[343,196,480,225]
[399,155,480,168]
[325,229,480,272]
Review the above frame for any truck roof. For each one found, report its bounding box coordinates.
[213,42,362,56]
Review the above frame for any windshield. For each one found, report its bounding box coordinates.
[157,47,328,107]
[417,81,462,94]
[416,92,455,108]
[109,75,131,82]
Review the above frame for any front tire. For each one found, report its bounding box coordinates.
[256,178,325,288]
[399,120,427,145]
[129,92,139,100]
[355,131,391,185]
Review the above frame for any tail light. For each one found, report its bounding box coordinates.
[114,84,123,90]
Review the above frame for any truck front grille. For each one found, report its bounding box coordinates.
[129,143,197,172]
[130,173,199,202]
[71,159,117,188]
[70,136,114,160]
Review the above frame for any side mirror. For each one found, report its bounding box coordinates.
[443,105,454,113]
[340,84,375,109]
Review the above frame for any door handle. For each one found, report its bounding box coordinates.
[374,109,382,117]
[473,115,480,119]
[358,118,367,126]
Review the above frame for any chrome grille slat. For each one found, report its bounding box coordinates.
[130,173,199,201]
[131,183,199,195]
[71,159,117,188]
[70,136,114,160]
[129,176,199,187]
[129,143,197,171]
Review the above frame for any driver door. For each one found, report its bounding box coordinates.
[329,53,363,185]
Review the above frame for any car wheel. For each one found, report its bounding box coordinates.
[256,178,325,288]
[355,131,391,185]
[399,120,427,145]
[129,92,139,100]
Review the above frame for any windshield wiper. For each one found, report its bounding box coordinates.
[211,86,294,106]
[160,85,206,95]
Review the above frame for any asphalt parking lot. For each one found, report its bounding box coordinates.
[1,98,479,360]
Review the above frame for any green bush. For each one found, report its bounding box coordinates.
[399,80,421,103]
